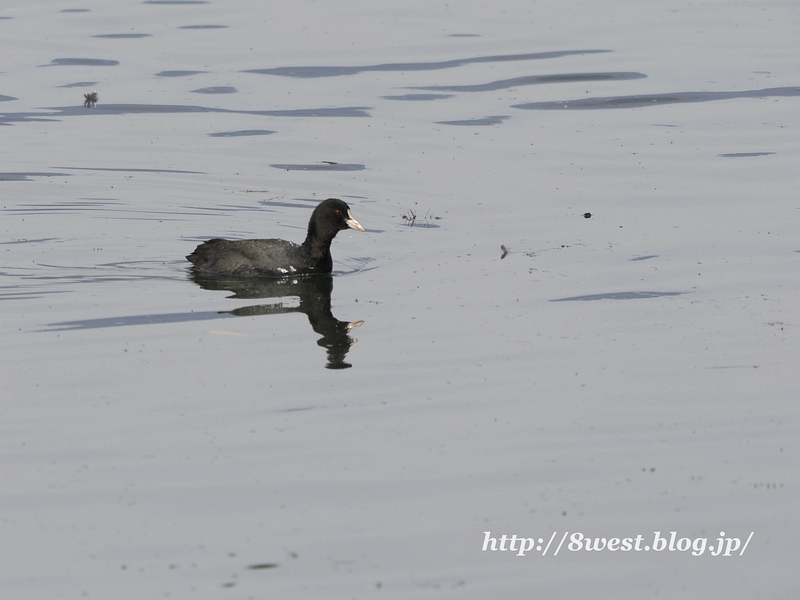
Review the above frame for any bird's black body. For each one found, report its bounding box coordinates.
[186,198,365,277]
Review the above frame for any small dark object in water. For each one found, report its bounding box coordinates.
[500,244,537,259]
[83,91,98,107]
[584,212,592,218]
[187,198,365,277]
[401,208,439,227]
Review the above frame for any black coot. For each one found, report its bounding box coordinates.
[186,198,365,277]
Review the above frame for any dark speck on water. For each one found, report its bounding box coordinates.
[83,91,98,108]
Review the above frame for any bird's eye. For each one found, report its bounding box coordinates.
[335,209,342,216]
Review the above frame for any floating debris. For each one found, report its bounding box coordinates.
[402,209,417,226]
[83,91,98,108]
[498,244,538,258]
[401,208,440,227]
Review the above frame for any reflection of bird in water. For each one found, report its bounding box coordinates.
[190,272,363,369]
[83,91,98,108]
[187,198,365,276]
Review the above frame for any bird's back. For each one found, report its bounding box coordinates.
[187,238,310,277]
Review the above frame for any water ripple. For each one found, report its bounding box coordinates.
[244,49,610,78]
[514,86,800,110]
[412,71,646,92]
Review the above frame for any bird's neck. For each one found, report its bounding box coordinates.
[302,225,334,258]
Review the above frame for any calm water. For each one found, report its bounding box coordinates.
[2,1,799,598]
